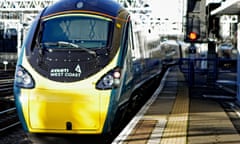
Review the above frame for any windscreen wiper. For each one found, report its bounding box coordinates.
[42,41,97,57]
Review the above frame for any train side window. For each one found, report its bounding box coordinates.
[28,18,41,51]
[130,22,140,60]
[128,22,133,55]
[125,21,133,75]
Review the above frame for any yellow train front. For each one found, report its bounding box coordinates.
[14,0,164,136]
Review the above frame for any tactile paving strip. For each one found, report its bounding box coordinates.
[160,85,189,144]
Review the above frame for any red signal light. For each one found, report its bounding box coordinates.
[189,32,198,41]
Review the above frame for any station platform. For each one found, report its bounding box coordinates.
[113,66,240,144]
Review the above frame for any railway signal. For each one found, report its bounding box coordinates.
[185,0,207,43]
[186,16,200,42]
[189,32,197,40]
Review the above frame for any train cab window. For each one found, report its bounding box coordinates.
[40,14,112,49]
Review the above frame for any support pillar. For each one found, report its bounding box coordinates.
[207,41,217,84]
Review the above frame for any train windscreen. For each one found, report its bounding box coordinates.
[40,14,112,49]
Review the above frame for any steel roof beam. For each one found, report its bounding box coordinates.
[0,0,56,12]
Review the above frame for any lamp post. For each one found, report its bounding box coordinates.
[3,60,8,71]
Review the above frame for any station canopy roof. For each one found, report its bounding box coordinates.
[211,0,240,15]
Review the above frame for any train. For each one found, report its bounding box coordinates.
[13,0,180,138]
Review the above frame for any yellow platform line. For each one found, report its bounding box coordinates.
[160,85,189,144]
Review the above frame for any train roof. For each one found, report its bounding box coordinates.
[41,0,125,18]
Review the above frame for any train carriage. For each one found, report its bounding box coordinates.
[14,0,177,137]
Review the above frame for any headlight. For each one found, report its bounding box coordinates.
[14,65,35,88]
[103,75,114,86]
[96,67,121,90]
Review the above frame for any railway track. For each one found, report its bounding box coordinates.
[0,79,14,96]
[0,72,20,133]
[0,107,20,132]
[0,71,30,144]
[0,70,14,79]
[0,95,20,133]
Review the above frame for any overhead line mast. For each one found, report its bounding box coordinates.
[0,0,56,12]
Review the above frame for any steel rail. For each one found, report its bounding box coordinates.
[0,122,20,132]
[0,107,16,115]
[0,107,20,132]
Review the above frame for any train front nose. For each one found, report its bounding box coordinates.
[27,88,107,134]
